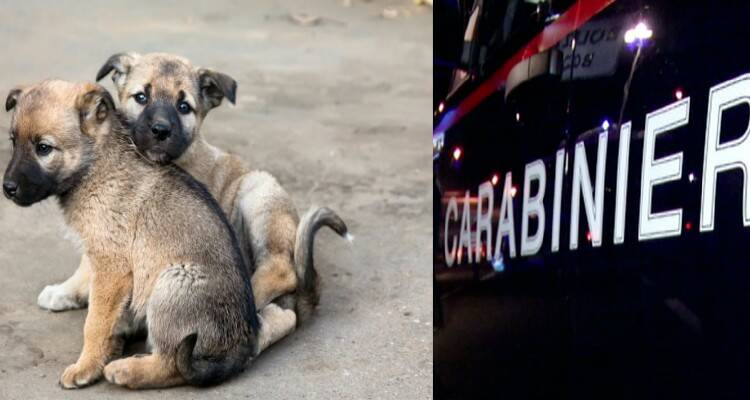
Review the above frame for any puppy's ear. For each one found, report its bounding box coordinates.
[95,52,140,90]
[196,68,237,111]
[76,83,116,136]
[5,87,23,112]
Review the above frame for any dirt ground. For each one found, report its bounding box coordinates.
[0,1,432,398]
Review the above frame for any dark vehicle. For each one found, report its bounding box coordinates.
[434,1,750,398]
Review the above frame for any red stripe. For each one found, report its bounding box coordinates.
[434,0,615,135]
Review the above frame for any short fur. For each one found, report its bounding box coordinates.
[40,54,348,324]
[2,80,293,389]
[90,52,349,321]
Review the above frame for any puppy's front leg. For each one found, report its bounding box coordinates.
[60,259,132,389]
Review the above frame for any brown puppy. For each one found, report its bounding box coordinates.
[3,80,295,389]
[39,52,349,326]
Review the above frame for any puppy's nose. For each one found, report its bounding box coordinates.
[3,181,18,198]
[151,122,171,141]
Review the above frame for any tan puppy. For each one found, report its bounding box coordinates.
[39,52,348,327]
[3,81,296,389]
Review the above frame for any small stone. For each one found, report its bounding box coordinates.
[290,13,321,26]
[382,8,398,19]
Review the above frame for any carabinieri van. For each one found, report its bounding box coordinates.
[434,1,750,398]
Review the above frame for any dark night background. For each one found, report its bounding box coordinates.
[435,1,750,399]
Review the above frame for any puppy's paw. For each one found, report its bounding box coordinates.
[59,362,102,389]
[38,284,86,311]
[103,358,133,387]
[266,303,297,332]
[256,303,298,353]
[278,307,297,334]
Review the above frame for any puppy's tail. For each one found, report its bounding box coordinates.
[294,206,349,322]
[175,333,254,387]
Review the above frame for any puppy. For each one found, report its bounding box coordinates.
[3,80,295,389]
[39,52,348,327]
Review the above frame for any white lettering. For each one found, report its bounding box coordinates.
[613,122,632,244]
[701,74,750,231]
[639,98,689,240]
[521,160,546,256]
[551,149,565,252]
[476,181,494,261]
[570,132,608,249]
[458,190,474,263]
[444,196,459,266]
[494,173,517,259]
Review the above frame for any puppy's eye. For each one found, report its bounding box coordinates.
[133,93,149,105]
[36,143,52,156]
[177,101,192,115]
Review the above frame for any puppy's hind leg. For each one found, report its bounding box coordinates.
[104,353,184,389]
[38,254,91,311]
[235,172,299,310]
[251,254,298,311]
